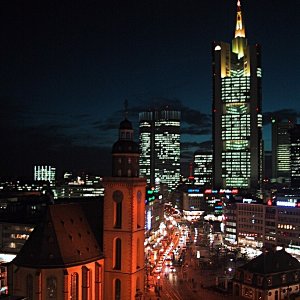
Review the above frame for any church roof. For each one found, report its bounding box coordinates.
[13,203,104,268]
[119,118,133,130]
[240,249,300,274]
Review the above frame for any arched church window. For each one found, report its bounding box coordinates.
[114,238,122,270]
[115,279,121,300]
[71,273,79,300]
[26,274,33,300]
[113,190,123,228]
[46,276,57,299]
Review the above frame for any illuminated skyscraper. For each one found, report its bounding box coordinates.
[193,150,213,186]
[34,165,56,184]
[290,125,300,188]
[139,109,181,191]
[212,0,263,190]
[271,116,295,184]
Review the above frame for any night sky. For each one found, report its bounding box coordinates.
[0,0,299,180]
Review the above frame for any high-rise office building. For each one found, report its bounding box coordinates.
[34,165,56,184]
[212,0,263,190]
[271,117,295,184]
[290,124,300,188]
[139,109,181,191]
[193,150,213,186]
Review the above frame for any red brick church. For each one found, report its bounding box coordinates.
[7,117,146,300]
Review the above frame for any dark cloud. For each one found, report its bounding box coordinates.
[181,140,212,151]
[181,125,211,135]
[128,96,211,131]
[181,151,194,160]
[181,108,211,128]
[195,140,212,150]
[93,119,119,131]
[263,109,300,125]
[180,140,212,164]
[128,97,182,112]
[0,121,111,179]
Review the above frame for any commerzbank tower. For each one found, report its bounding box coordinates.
[212,0,263,192]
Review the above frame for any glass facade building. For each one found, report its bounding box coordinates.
[34,165,56,184]
[139,109,181,191]
[271,117,295,184]
[212,1,263,190]
[193,151,213,186]
[290,125,300,187]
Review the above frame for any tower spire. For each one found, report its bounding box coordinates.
[234,0,246,38]
[124,99,128,119]
[232,0,247,59]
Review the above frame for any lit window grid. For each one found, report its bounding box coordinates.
[221,114,251,141]
[256,67,262,77]
[291,143,300,179]
[34,166,56,182]
[194,153,213,179]
[154,130,180,190]
[139,111,181,191]
[139,132,151,181]
[225,103,249,114]
[221,151,251,186]
[277,144,291,172]
[221,77,250,104]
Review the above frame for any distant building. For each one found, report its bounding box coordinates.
[34,165,56,184]
[139,109,181,191]
[233,248,300,300]
[193,151,213,186]
[0,192,49,255]
[223,198,238,245]
[54,175,104,198]
[236,201,265,250]
[182,188,207,221]
[145,187,164,232]
[271,117,295,184]
[290,125,300,188]
[212,0,263,191]
[223,189,300,257]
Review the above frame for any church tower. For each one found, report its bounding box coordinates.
[103,108,146,300]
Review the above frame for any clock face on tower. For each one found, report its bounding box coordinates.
[113,190,123,203]
[137,190,142,203]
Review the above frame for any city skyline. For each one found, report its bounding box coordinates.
[0,0,299,179]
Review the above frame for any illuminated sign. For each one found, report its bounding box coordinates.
[146,211,152,230]
[146,188,160,203]
[188,193,203,197]
[276,201,297,207]
[219,189,239,194]
[243,198,254,203]
[205,189,239,194]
